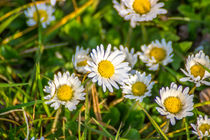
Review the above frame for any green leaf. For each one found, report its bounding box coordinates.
[0,83,28,88]
[178,5,194,17]
[103,107,120,126]
[0,13,21,34]
[178,42,192,53]
[122,128,140,140]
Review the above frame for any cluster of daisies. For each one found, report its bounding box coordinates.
[43,43,210,139]
[23,1,210,139]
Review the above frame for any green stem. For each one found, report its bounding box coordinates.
[33,1,50,117]
[83,89,89,140]
[125,27,133,48]
[184,118,190,140]
[141,24,147,43]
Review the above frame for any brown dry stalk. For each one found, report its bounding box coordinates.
[51,107,61,133]
[91,84,102,121]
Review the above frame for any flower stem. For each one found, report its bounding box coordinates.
[184,118,190,140]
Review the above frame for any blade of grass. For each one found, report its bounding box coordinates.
[0,117,21,126]
[0,13,21,34]
[82,123,113,138]
[137,102,169,140]
[115,123,122,140]
[194,101,210,108]
[0,100,44,113]
[92,118,115,140]
[2,25,37,45]
[0,83,28,88]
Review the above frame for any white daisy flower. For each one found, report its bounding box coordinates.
[180,50,210,87]
[24,3,55,28]
[121,71,155,102]
[44,71,86,111]
[139,39,173,71]
[191,115,210,139]
[155,82,194,125]
[113,0,167,28]
[72,46,91,74]
[85,44,131,92]
[114,45,138,68]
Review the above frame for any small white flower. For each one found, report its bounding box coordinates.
[139,39,173,71]
[113,0,167,28]
[121,71,155,102]
[24,3,55,28]
[44,71,85,111]
[114,45,138,68]
[180,50,210,87]
[72,46,91,74]
[191,115,210,139]
[85,44,131,92]
[155,82,194,125]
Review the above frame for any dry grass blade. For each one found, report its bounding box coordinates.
[91,84,102,121]
[0,117,21,126]
[2,25,37,45]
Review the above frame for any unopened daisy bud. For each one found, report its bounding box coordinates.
[44,71,86,111]
[114,45,138,68]
[155,82,194,125]
[191,115,210,139]
[85,44,131,92]
[51,0,56,6]
[113,0,167,28]
[180,50,210,87]
[139,39,173,71]
[121,71,155,102]
[72,46,91,74]
[24,4,55,28]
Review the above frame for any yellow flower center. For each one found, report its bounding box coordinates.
[190,64,205,78]
[199,123,210,134]
[132,82,147,96]
[77,60,87,67]
[57,85,73,101]
[149,47,166,62]
[98,60,115,78]
[133,0,151,15]
[164,97,182,114]
[33,10,48,22]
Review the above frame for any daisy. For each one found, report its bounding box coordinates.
[121,71,155,102]
[139,39,173,71]
[72,46,91,74]
[191,115,210,139]
[44,71,86,111]
[24,3,55,28]
[114,45,138,68]
[85,44,131,92]
[113,0,167,28]
[155,82,194,125]
[180,50,210,87]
